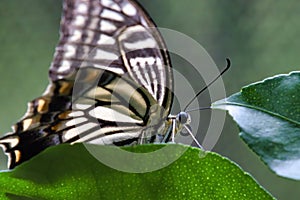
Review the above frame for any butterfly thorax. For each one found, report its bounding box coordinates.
[154,112,191,143]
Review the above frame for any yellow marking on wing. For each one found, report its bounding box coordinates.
[51,122,63,132]
[86,87,119,103]
[59,81,73,95]
[22,115,41,131]
[14,150,21,163]
[22,118,33,131]
[37,98,48,113]
[58,111,71,119]
[83,69,102,82]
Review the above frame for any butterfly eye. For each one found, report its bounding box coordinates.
[176,112,191,125]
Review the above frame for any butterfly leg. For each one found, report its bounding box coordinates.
[171,119,176,143]
[183,125,204,150]
[139,131,145,145]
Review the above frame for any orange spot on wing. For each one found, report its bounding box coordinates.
[37,99,49,113]
[58,111,71,119]
[59,81,73,95]
[14,150,21,163]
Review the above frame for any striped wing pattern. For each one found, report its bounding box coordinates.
[0,0,173,169]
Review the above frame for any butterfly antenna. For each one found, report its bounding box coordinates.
[183,58,231,111]
[185,107,211,113]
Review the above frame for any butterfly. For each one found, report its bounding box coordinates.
[0,0,195,169]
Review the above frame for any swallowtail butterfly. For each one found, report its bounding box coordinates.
[0,0,218,169]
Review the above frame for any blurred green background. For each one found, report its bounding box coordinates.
[0,0,299,199]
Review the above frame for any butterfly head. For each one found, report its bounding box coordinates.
[176,112,191,126]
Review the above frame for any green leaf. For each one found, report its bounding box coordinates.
[212,72,300,180]
[0,144,273,199]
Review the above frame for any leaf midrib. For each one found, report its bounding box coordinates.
[217,101,300,126]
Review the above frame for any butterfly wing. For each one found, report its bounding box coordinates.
[0,0,173,169]
[50,0,173,107]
